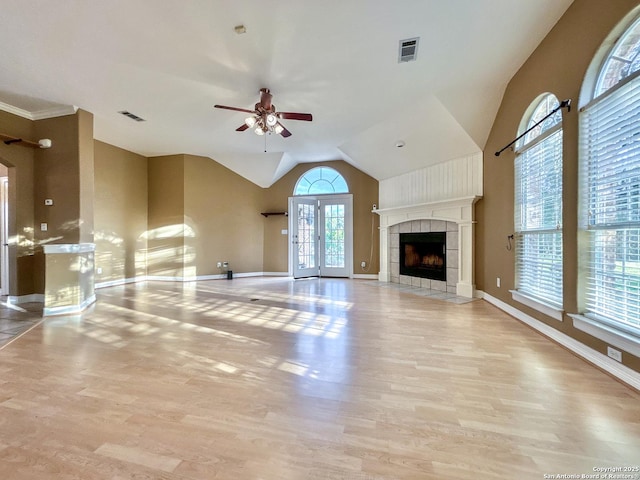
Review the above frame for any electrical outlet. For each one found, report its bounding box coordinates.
[96,267,103,274]
[217,262,222,268]
[607,346,622,362]
[40,223,47,231]
[496,277,501,288]
[361,261,366,268]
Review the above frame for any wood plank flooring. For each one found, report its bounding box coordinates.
[0,277,639,479]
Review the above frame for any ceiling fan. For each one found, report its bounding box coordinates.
[214,88,312,138]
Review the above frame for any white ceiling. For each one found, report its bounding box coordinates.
[0,0,573,187]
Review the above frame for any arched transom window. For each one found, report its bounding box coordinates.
[294,167,348,196]
[595,15,640,97]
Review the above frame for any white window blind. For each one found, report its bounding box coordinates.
[515,122,563,308]
[580,74,640,334]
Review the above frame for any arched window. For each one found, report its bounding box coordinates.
[594,15,640,97]
[579,11,640,335]
[514,93,563,310]
[294,166,348,196]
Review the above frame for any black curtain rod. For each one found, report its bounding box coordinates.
[495,99,571,157]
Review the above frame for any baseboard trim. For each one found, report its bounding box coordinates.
[95,272,282,289]
[352,274,379,280]
[43,294,97,317]
[95,277,143,289]
[178,275,224,281]
[230,272,275,279]
[480,291,640,391]
[7,294,45,305]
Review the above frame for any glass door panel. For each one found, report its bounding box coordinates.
[291,197,318,278]
[319,197,351,277]
[325,204,345,268]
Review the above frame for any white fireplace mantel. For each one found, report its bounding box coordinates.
[374,196,481,298]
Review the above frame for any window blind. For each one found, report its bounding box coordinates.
[581,76,640,333]
[514,128,563,307]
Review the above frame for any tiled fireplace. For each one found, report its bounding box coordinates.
[390,220,458,292]
[374,196,480,298]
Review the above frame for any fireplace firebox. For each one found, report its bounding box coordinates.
[400,232,446,281]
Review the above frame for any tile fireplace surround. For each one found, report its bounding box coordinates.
[392,221,458,291]
[374,196,480,298]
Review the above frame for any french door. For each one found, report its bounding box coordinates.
[289,195,353,278]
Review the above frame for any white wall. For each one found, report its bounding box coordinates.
[379,153,483,208]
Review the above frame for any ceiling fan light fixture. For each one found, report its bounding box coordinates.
[214,87,313,139]
[265,113,277,127]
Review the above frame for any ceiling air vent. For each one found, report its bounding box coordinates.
[398,37,419,63]
[118,110,146,122]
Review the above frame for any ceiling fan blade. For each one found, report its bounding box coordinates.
[279,124,292,138]
[277,112,313,121]
[214,104,256,114]
[259,88,272,110]
[236,124,249,132]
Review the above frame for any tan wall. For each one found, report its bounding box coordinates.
[77,110,95,244]
[479,0,640,372]
[184,154,264,275]
[34,111,96,310]
[0,110,95,300]
[34,114,82,244]
[0,110,36,295]
[147,155,186,277]
[94,141,148,283]
[263,160,379,274]
[95,150,265,280]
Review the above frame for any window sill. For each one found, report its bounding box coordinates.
[569,314,640,359]
[509,290,563,321]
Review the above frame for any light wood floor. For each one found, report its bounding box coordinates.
[1,278,639,479]
[0,300,43,347]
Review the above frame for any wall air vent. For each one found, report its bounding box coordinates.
[118,110,146,122]
[398,37,420,63]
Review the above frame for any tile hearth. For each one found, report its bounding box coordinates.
[368,281,478,305]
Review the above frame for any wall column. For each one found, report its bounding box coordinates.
[378,226,389,282]
[34,109,96,315]
[457,221,476,298]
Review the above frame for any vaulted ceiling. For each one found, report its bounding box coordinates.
[0,0,573,187]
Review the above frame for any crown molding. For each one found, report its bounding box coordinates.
[0,101,77,121]
[31,105,78,120]
[0,101,32,119]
